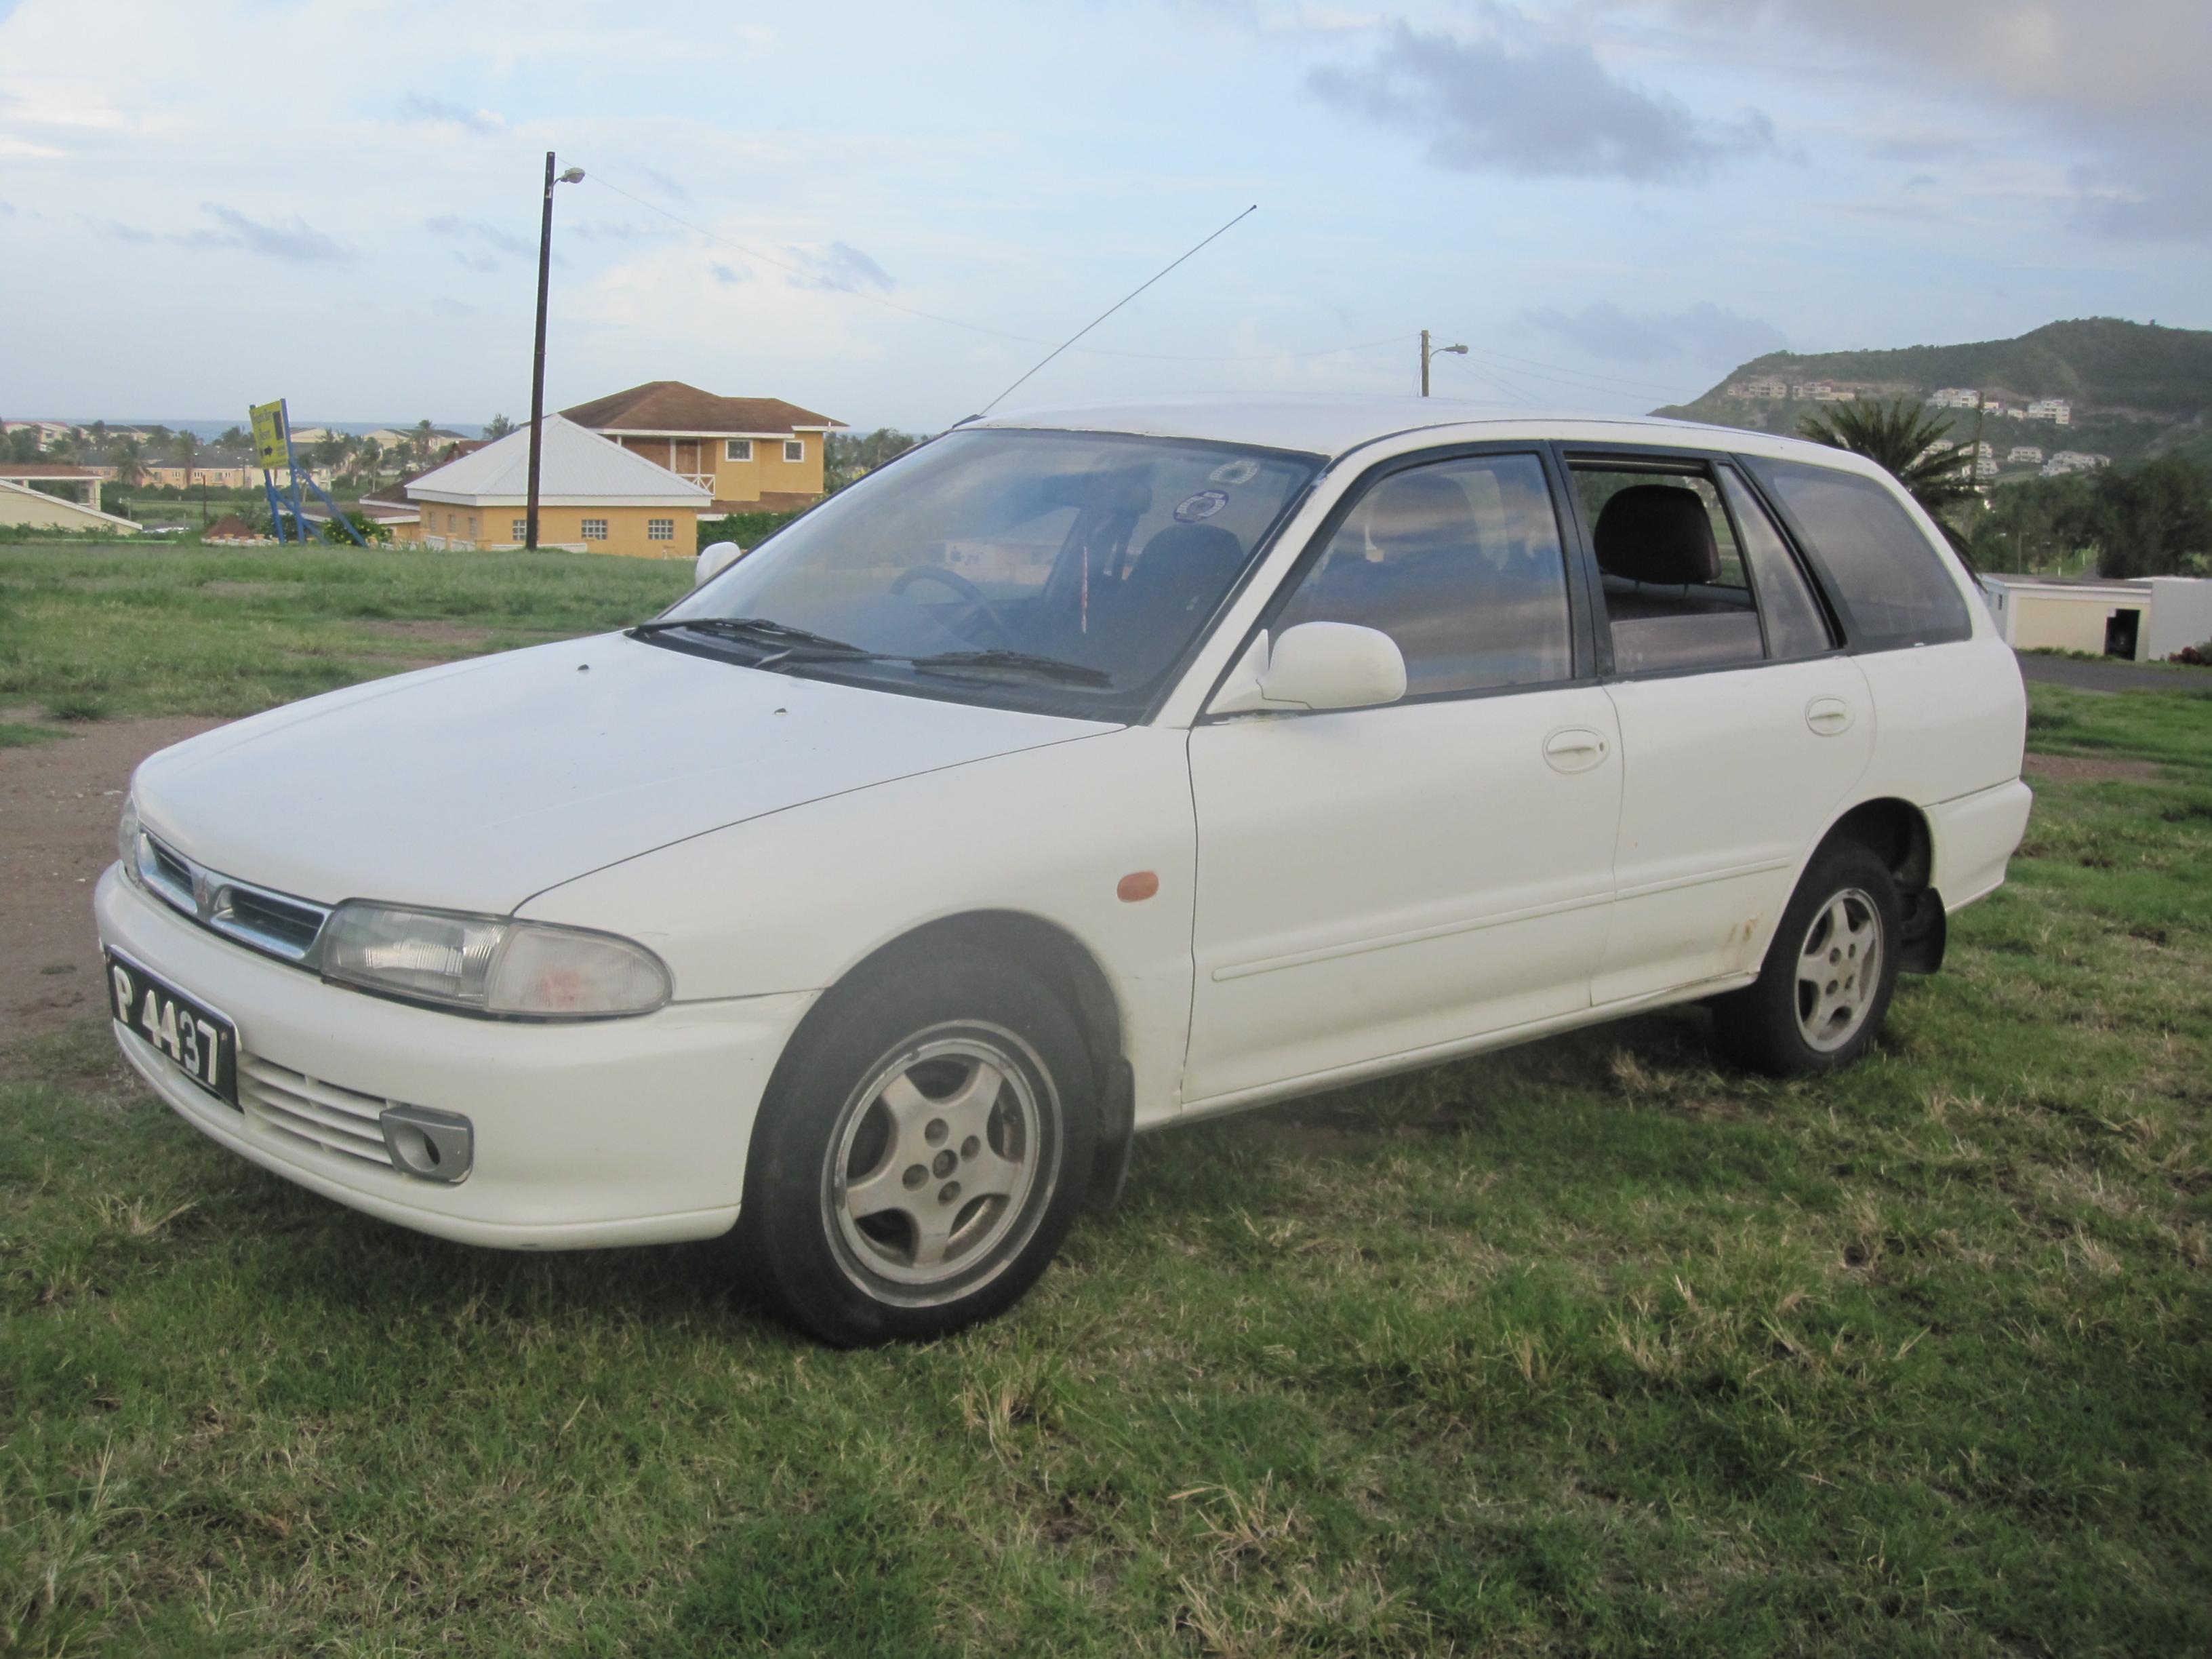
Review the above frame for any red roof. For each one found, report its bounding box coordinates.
[203,515,260,541]
[0,462,104,479]
[561,381,843,437]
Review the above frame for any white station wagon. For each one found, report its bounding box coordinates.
[98,399,2032,1342]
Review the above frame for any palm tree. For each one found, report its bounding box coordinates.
[171,428,199,488]
[1798,398,1977,564]
[108,436,144,488]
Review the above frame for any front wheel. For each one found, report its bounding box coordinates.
[738,948,1096,1344]
[1710,842,1902,1077]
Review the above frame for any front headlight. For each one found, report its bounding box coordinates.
[319,902,671,1019]
[117,794,142,883]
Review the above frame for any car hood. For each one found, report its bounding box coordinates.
[132,635,1112,913]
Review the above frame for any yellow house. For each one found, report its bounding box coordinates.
[560,381,844,512]
[389,416,709,557]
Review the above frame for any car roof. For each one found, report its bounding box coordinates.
[968,394,1888,479]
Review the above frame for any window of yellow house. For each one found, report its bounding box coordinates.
[647,518,673,541]
[582,518,609,540]
[725,439,753,462]
[512,518,527,540]
[783,439,805,463]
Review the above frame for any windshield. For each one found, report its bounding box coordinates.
[647,428,1319,717]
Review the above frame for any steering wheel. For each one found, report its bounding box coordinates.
[889,565,1017,647]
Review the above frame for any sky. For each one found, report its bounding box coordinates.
[0,0,2203,434]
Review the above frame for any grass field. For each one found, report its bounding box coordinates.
[0,544,691,718]
[3,548,2209,1655]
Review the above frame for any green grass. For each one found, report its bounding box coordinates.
[0,543,691,717]
[3,650,2209,1652]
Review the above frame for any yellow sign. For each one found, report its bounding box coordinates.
[250,400,290,473]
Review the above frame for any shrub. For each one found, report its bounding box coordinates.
[698,510,803,552]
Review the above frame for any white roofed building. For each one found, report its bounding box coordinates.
[391,416,709,557]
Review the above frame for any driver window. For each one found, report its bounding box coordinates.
[1276,454,1573,698]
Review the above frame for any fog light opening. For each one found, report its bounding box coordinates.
[380,1104,475,1184]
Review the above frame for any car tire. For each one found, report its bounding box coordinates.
[738,946,1098,1345]
[1710,841,1902,1078]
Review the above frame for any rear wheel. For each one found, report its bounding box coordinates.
[739,948,1095,1344]
[1711,842,1902,1077]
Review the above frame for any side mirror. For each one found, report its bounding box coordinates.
[696,540,743,586]
[1207,622,1407,716]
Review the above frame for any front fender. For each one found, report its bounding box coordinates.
[519,726,1199,1127]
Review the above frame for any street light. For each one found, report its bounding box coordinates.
[525,154,586,551]
[1420,329,1467,397]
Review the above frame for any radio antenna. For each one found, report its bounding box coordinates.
[972,204,1258,418]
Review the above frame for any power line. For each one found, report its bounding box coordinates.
[585,167,1710,401]
[588,172,1049,346]
[585,170,1408,367]
[1454,342,1704,401]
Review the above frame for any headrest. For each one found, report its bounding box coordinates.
[1593,484,1719,586]
[1359,469,1466,559]
[1128,523,1244,603]
[1136,522,1243,568]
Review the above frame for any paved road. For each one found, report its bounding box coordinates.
[2013,652,2209,694]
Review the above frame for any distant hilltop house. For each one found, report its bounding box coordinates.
[2040,450,2109,477]
[2009,445,2046,466]
[560,381,846,513]
[363,425,469,450]
[140,462,329,490]
[2024,398,2073,426]
[1790,380,1857,402]
[1726,374,1791,400]
[1931,387,1982,409]
[384,415,708,557]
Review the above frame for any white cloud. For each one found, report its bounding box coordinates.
[1308,8,1776,182]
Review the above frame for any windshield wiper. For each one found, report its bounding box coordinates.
[630,616,876,657]
[908,649,1113,687]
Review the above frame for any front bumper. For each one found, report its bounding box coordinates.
[96,864,813,1250]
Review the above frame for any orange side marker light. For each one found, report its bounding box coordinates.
[1117,871,1159,903]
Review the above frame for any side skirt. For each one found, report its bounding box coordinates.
[1159,969,1760,1131]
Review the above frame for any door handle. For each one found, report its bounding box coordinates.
[1543,727,1610,773]
[1805,696,1854,736]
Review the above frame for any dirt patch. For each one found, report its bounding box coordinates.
[0,717,226,1041]
[2024,752,2164,784]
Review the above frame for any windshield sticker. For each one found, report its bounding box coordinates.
[1207,458,1260,486]
[1174,489,1230,523]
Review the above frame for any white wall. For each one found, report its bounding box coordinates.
[2146,578,2212,660]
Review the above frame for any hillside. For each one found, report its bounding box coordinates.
[1655,318,2212,477]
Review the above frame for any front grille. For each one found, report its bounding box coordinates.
[238,1055,396,1168]
[216,885,325,957]
[136,831,332,967]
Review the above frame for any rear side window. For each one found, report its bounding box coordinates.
[1573,462,1763,674]
[1718,466,1832,660]
[1744,458,1970,649]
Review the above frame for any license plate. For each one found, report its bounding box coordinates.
[104,949,239,1107]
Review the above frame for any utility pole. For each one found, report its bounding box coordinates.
[1420,329,1468,397]
[525,152,584,551]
